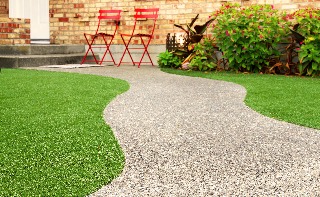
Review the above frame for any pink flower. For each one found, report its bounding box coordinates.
[296,48,301,51]
[225,30,230,36]
[300,41,304,45]
[271,5,274,9]
[259,34,264,39]
[181,62,190,70]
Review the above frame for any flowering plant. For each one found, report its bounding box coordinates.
[294,8,320,76]
[212,3,290,72]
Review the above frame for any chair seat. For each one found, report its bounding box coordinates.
[85,33,114,37]
[135,33,152,37]
[120,33,152,37]
[96,33,114,37]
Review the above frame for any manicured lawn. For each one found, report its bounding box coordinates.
[0,69,129,196]
[162,68,320,130]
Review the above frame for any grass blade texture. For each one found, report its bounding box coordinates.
[0,69,129,196]
[162,68,320,130]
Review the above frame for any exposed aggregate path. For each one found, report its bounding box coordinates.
[32,65,320,196]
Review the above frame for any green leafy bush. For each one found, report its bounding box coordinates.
[157,50,182,68]
[212,3,290,73]
[189,38,218,71]
[294,8,320,76]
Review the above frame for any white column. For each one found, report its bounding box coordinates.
[9,0,30,18]
[9,0,50,44]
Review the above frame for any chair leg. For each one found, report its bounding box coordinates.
[118,35,135,67]
[108,49,117,65]
[82,34,99,64]
[137,37,154,68]
[82,47,99,64]
[99,35,117,65]
[136,49,154,68]
[81,48,90,64]
[100,47,116,65]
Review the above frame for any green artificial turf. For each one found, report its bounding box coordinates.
[0,69,129,196]
[162,68,320,130]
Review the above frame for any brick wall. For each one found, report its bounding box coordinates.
[0,18,30,45]
[0,0,319,45]
[0,0,31,45]
[0,0,8,17]
[49,0,320,45]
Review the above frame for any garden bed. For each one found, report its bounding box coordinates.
[159,3,320,76]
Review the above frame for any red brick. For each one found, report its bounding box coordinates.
[0,34,8,39]
[20,34,30,39]
[74,3,84,8]
[0,28,8,33]
[9,23,19,28]
[59,17,69,22]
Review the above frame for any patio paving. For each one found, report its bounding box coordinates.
[31,65,320,196]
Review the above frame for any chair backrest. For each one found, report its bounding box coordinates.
[132,8,159,36]
[96,9,121,35]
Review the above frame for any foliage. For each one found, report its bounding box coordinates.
[189,38,218,71]
[294,8,320,76]
[174,14,216,49]
[157,50,182,68]
[0,69,129,196]
[212,3,290,73]
[163,5,319,76]
[299,37,320,76]
[172,14,216,65]
[162,68,320,130]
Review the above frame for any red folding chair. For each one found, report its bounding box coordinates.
[117,8,159,68]
[81,9,121,65]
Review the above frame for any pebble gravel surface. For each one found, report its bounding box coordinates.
[31,65,320,196]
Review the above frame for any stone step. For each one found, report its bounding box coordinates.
[0,44,165,68]
[0,53,92,68]
[0,45,85,55]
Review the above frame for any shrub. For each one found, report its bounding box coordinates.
[189,38,218,71]
[157,50,182,68]
[294,8,320,76]
[212,3,290,73]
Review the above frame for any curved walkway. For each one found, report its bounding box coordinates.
[34,65,320,196]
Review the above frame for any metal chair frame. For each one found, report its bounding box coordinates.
[117,8,159,68]
[81,9,121,65]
